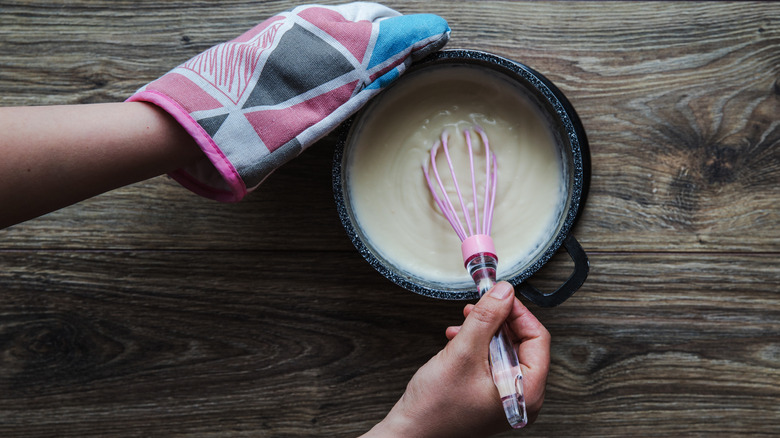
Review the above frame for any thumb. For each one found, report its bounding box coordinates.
[371,12,451,61]
[450,282,515,353]
[361,12,450,90]
[327,3,450,65]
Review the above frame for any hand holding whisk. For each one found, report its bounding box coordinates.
[423,125,528,429]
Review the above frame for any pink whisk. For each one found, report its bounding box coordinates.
[423,126,528,429]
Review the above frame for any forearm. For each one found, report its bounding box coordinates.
[0,102,200,229]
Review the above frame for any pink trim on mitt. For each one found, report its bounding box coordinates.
[127,90,246,202]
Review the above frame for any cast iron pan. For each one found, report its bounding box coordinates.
[333,49,590,307]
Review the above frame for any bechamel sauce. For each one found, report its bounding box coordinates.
[347,65,564,285]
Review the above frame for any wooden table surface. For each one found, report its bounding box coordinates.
[1,1,778,436]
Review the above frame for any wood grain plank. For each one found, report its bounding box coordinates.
[0,249,461,437]
[0,251,777,436]
[1,2,777,253]
[434,1,780,253]
[532,252,780,437]
[0,2,778,437]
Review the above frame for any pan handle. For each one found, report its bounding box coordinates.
[517,235,589,307]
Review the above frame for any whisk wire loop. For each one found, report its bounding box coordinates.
[476,126,498,236]
[422,126,497,242]
[441,131,475,238]
[464,130,480,236]
[425,140,468,241]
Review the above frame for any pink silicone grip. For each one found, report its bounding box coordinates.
[461,234,497,266]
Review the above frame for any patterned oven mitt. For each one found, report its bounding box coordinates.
[128,2,450,202]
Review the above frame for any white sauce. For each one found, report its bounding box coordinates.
[346,65,564,285]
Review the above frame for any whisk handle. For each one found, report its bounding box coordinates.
[467,253,528,429]
[489,323,528,429]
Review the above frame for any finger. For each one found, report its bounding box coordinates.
[445,325,461,340]
[506,298,549,343]
[505,298,550,424]
[462,303,475,319]
[449,281,515,354]
[506,298,551,375]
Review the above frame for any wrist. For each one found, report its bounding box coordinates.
[362,399,420,438]
[364,393,452,438]
[125,101,202,171]
[362,416,414,438]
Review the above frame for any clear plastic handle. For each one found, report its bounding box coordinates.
[489,323,527,428]
[467,253,528,429]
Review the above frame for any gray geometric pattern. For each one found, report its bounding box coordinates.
[243,24,355,109]
[130,2,450,202]
[197,114,229,137]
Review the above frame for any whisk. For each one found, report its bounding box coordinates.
[422,125,528,429]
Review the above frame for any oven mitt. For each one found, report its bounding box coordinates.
[128,2,450,202]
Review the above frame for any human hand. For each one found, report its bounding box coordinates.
[364,282,550,438]
[128,3,449,202]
